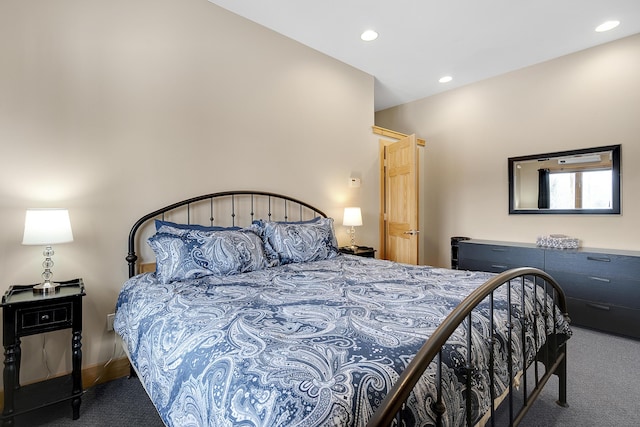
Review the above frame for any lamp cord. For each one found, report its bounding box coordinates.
[41,335,53,379]
[40,329,124,387]
[90,330,123,387]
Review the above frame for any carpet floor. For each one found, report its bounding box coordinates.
[13,326,640,426]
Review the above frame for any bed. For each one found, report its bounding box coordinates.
[115,191,571,426]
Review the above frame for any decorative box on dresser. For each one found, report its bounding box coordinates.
[457,239,640,339]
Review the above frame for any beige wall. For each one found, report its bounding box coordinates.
[0,0,378,386]
[377,34,640,268]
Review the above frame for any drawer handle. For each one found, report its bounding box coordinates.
[587,256,611,262]
[586,302,610,311]
[41,314,50,322]
[491,248,507,252]
[588,276,611,283]
[491,264,508,269]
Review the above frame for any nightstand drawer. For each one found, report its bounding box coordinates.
[18,303,73,334]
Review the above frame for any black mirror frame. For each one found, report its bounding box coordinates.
[508,144,621,215]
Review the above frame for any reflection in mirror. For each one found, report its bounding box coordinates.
[509,145,621,214]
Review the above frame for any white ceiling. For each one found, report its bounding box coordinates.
[207,0,640,111]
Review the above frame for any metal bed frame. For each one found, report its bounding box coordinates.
[124,190,570,427]
[126,190,327,278]
[368,267,570,426]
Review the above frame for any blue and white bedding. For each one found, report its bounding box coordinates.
[115,255,571,427]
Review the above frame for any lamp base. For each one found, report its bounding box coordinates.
[348,226,358,249]
[33,281,60,295]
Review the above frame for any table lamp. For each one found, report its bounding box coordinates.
[342,207,362,249]
[22,208,74,294]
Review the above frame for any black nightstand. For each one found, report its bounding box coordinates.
[1,278,85,426]
[339,246,376,258]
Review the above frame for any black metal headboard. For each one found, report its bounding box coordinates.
[126,190,327,277]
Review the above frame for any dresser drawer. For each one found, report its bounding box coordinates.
[548,271,640,310]
[458,259,520,274]
[17,302,73,335]
[566,297,640,338]
[458,242,544,271]
[544,250,640,280]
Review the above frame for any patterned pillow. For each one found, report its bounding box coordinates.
[148,229,268,283]
[253,217,339,265]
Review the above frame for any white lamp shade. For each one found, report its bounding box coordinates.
[22,209,74,245]
[342,207,363,227]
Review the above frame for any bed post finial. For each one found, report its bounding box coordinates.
[126,253,138,278]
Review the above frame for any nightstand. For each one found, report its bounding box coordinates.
[339,246,376,258]
[1,278,85,426]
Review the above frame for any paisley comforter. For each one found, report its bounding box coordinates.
[114,255,571,426]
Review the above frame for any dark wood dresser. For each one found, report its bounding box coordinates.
[458,239,640,339]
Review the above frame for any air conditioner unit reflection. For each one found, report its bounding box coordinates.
[558,154,601,165]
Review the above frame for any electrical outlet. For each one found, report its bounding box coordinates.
[106,313,115,332]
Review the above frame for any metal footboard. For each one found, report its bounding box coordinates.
[367,267,570,427]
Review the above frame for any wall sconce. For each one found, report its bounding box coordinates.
[22,208,74,294]
[342,207,362,249]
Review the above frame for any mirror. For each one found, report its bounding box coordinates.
[509,145,621,214]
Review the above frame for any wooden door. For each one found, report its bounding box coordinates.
[382,134,419,264]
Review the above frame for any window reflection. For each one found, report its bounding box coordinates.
[549,170,612,209]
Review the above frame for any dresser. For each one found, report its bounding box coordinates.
[457,239,640,339]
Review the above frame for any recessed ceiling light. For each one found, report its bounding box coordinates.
[361,30,378,42]
[439,76,453,83]
[595,20,620,32]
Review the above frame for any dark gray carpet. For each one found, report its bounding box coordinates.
[13,375,164,427]
[520,326,640,426]
[14,326,640,426]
